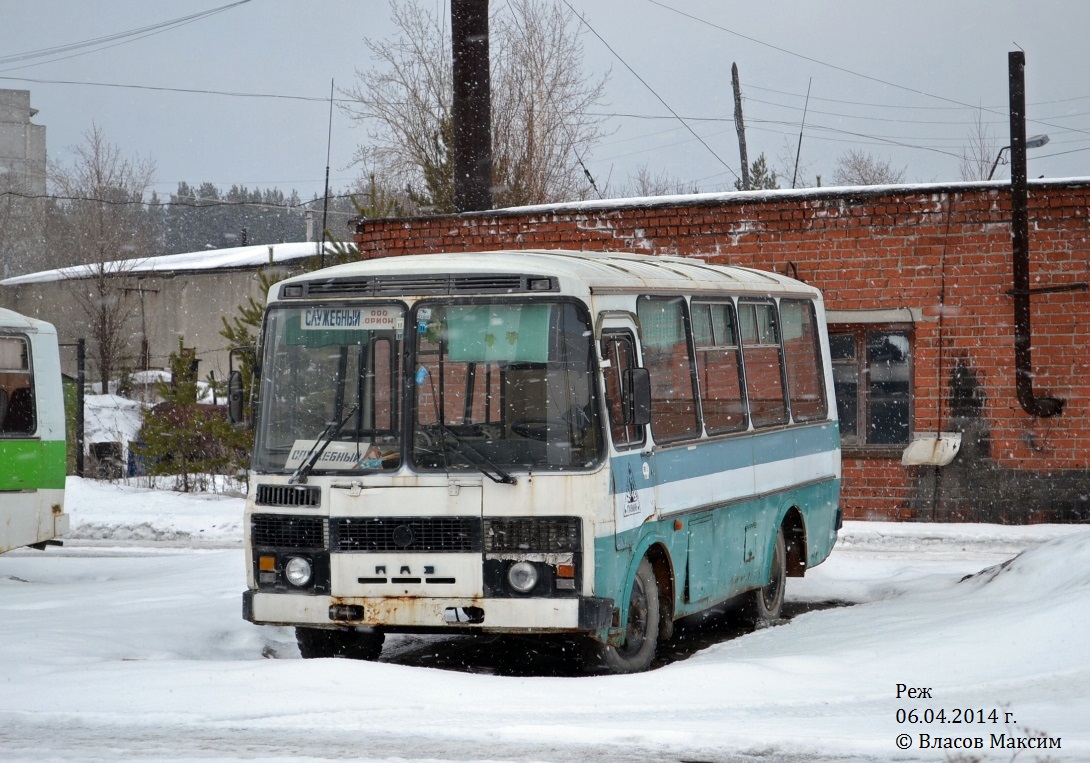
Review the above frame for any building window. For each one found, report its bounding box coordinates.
[829,326,912,448]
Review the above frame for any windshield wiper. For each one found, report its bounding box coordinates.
[437,424,517,485]
[288,405,359,485]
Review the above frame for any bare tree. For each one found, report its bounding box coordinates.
[776,135,815,189]
[489,0,609,206]
[49,124,156,390]
[959,109,1002,181]
[621,163,698,197]
[341,0,609,211]
[832,149,906,186]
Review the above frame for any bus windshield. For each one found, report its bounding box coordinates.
[253,304,405,474]
[411,300,602,474]
[253,299,602,476]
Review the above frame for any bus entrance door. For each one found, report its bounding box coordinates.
[599,317,655,551]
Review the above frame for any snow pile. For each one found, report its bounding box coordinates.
[63,476,243,545]
[3,479,1088,760]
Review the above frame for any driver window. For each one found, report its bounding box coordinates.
[601,331,644,450]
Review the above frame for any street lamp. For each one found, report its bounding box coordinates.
[988,133,1049,180]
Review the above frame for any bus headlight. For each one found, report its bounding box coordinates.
[284,556,313,587]
[507,561,539,593]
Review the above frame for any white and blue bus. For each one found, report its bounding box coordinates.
[238,250,841,672]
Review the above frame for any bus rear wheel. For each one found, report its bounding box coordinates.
[589,557,659,674]
[296,627,384,660]
[741,528,786,626]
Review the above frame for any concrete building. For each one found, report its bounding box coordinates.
[0,242,326,384]
[0,89,45,195]
[0,89,47,279]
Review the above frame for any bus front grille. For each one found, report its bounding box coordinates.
[332,517,482,553]
[251,514,328,550]
[483,517,582,553]
[255,484,321,508]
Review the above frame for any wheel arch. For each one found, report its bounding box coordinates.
[644,540,676,639]
[616,534,675,637]
[780,505,808,577]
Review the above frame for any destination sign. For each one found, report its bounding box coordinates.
[301,307,402,330]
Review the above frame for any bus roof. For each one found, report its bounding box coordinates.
[0,307,56,335]
[274,250,820,300]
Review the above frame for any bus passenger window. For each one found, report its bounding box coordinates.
[739,302,788,428]
[691,301,747,434]
[636,297,699,442]
[779,300,828,422]
[601,332,644,449]
[0,336,35,435]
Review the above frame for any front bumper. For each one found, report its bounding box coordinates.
[244,590,612,633]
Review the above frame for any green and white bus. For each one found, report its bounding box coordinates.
[0,308,68,554]
[238,250,841,672]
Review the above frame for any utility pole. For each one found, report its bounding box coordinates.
[319,78,334,268]
[791,78,812,189]
[451,0,493,212]
[732,62,750,191]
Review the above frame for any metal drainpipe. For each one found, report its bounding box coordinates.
[1008,51,1064,418]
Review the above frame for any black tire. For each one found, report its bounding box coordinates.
[589,558,659,674]
[741,528,786,626]
[296,627,384,660]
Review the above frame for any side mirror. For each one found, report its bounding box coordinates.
[227,369,245,425]
[623,367,651,427]
[227,346,256,428]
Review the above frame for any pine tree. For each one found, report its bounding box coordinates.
[219,270,281,424]
[735,153,779,191]
[135,339,250,491]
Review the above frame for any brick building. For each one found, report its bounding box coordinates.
[351,180,1090,524]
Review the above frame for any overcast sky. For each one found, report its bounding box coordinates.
[2,0,1089,221]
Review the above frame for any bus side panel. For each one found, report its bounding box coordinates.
[1,326,67,553]
[597,423,841,624]
[595,475,840,627]
[0,487,66,554]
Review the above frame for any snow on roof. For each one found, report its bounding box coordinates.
[9,177,1089,289]
[0,241,332,287]
[84,393,145,446]
[489,175,1090,217]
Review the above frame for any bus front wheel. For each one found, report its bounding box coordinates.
[589,557,660,674]
[296,627,384,660]
[741,528,786,625]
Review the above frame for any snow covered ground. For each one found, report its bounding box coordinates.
[2,477,1088,762]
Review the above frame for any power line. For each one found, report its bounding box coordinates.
[561,0,740,182]
[645,1,1090,146]
[745,82,1090,112]
[0,1,253,74]
[645,0,1006,117]
[0,75,345,104]
[0,190,361,211]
